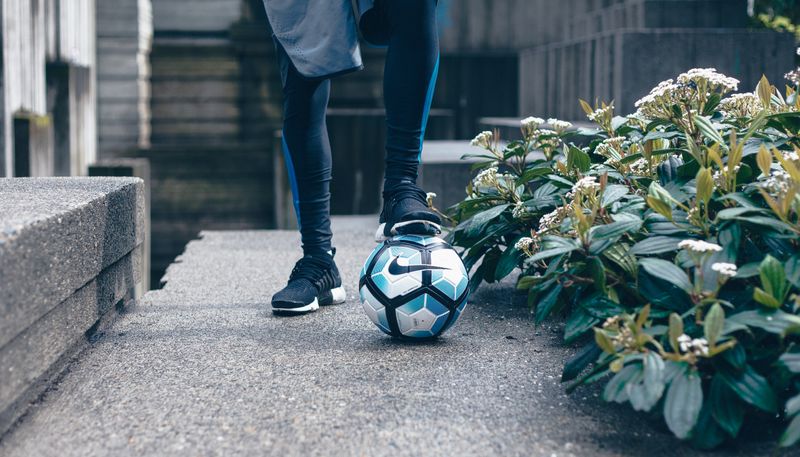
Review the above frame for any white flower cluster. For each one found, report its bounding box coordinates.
[587,104,614,123]
[786,68,800,86]
[784,150,800,162]
[678,239,723,253]
[473,167,498,188]
[711,262,738,278]
[628,158,651,176]
[634,79,686,119]
[635,69,739,119]
[536,128,561,150]
[547,118,573,133]
[426,192,437,207]
[760,169,792,196]
[677,68,739,93]
[512,201,529,219]
[471,130,493,148]
[719,92,762,118]
[677,334,709,357]
[521,117,545,138]
[596,136,628,165]
[514,236,536,254]
[538,206,568,232]
[571,176,600,194]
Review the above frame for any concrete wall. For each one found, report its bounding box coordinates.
[0,177,145,436]
[96,0,153,156]
[519,28,794,120]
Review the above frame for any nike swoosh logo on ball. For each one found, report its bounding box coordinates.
[388,256,450,275]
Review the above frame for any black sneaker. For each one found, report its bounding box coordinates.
[271,250,346,315]
[376,181,442,242]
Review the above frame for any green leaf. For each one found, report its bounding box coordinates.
[529,237,580,262]
[603,243,638,276]
[589,216,642,243]
[535,284,563,323]
[647,181,677,220]
[601,184,629,208]
[788,393,800,416]
[780,415,800,447]
[663,367,703,439]
[669,313,684,351]
[690,398,728,450]
[604,363,640,403]
[779,353,800,373]
[627,352,666,412]
[695,167,714,206]
[561,343,602,382]
[494,244,520,281]
[726,310,800,336]
[639,258,692,292]
[756,74,773,107]
[704,303,725,347]
[565,307,600,343]
[587,256,607,294]
[719,365,778,413]
[760,254,789,303]
[694,115,725,146]
[710,375,744,437]
[466,204,510,237]
[594,328,616,354]
[753,287,781,309]
[786,256,800,288]
[630,236,681,255]
[567,145,591,173]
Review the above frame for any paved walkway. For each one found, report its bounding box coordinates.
[0,217,782,456]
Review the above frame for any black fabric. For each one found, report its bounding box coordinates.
[277,0,439,254]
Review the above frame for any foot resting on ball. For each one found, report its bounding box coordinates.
[375,180,442,242]
[271,249,346,314]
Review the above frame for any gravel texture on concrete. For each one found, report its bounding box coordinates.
[0,217,785,456]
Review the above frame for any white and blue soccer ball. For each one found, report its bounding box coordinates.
[359,235,469,338]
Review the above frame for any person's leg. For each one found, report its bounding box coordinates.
[382,0,439,189]
[279,48,334,256]
[272,42,345,314]
[375,0,442,239]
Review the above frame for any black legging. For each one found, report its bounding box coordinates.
[278,0,439,255]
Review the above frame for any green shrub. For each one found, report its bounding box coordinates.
[446,69,800,448]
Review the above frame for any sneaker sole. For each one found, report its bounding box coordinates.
[271,297,319,315]
[374,220,442,242]
[319,285,347,306]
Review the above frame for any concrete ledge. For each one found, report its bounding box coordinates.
[0,177,145,435]
[0,178,145,348]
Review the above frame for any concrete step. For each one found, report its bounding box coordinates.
[0,217,782,456]
[0,178,146,435]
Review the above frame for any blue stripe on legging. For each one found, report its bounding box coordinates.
[281,136,302,226]
[417,53,440,162]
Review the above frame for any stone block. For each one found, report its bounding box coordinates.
[89,159,152,292]
[0,178,145,349]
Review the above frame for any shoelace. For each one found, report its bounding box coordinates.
[288,255,332,284]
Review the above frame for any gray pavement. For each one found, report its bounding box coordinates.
[0,217,782,456]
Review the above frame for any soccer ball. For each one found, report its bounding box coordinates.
[359,235,469,338]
